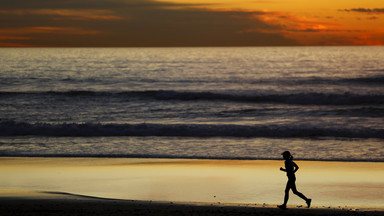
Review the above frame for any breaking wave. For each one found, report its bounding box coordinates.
[1,121,383,139]
[1,90,384,105]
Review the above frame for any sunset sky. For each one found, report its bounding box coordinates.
[1,0,383,47]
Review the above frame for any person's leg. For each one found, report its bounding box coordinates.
[291,181,311,208]
[283,180,291,205]
[278,179,292,209]
[291,182,308,201]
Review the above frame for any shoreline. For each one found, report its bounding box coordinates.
[1,155,384,163]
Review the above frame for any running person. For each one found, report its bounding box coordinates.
[278,151,311,210]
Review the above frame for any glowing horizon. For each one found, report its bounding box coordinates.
[0,0,383,47]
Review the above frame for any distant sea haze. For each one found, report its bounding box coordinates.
[0,47,383,161]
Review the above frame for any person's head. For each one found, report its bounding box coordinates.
[281,151,293,160]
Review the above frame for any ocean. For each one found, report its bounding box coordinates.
[1,47,383,162]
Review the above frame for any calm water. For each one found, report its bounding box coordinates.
[0,47,383,161]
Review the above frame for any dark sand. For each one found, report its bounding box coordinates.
[1,194,383,216]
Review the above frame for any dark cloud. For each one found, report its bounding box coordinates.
[342,8,384,14]
[0,0,168,10]
[367,16,379,20]
[0,0,298,46]
[252,0,278,3]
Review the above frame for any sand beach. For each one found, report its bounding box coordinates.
[1,157,384,215]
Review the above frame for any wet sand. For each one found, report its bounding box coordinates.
[1,157,384,215]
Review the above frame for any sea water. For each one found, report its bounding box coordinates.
[0,47,383,161]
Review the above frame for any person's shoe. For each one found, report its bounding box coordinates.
[277,204,287,210]
[306,199,312,208]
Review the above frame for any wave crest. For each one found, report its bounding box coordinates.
[1,90,384,105]
[1,121,383,139]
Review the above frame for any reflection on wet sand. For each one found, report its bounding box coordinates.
[0,157,383,208]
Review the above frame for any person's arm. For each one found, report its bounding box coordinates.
[280,167,286,172]
[293,162,299,173]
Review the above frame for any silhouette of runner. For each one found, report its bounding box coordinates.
[278,151,311,210]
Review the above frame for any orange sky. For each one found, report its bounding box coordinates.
[0,0,383,47]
